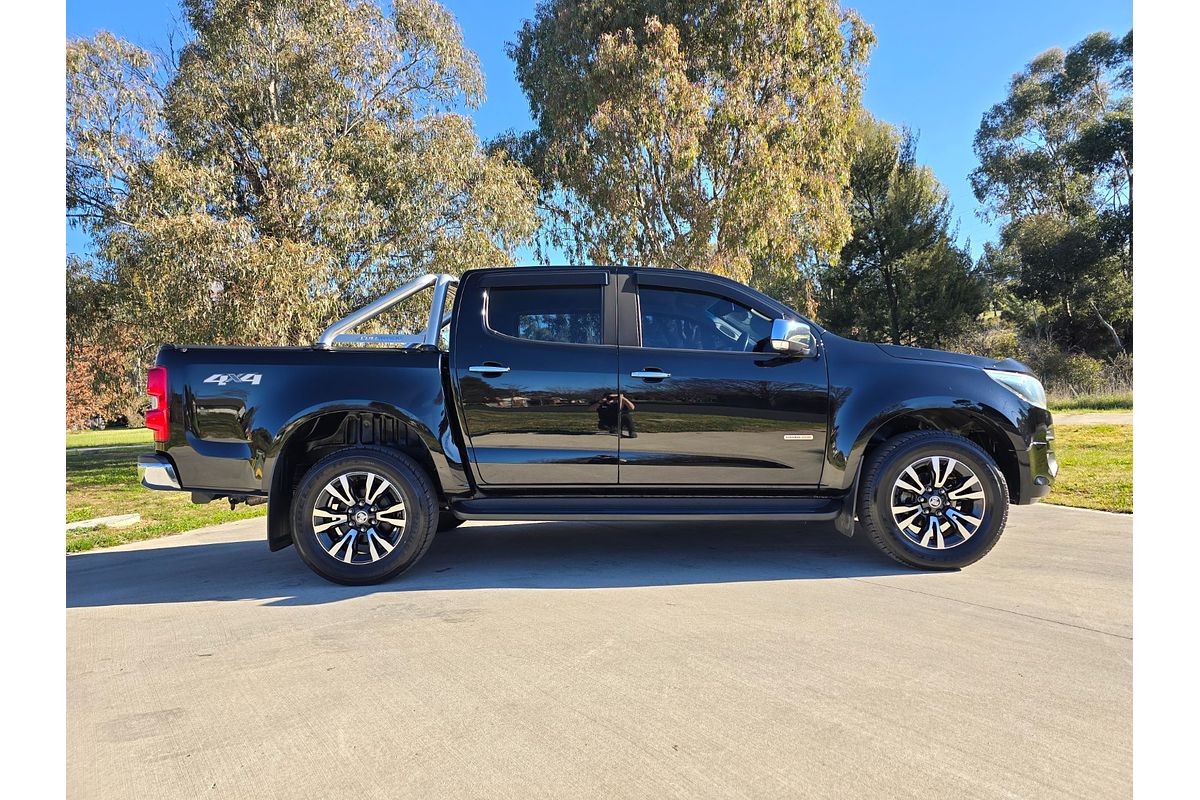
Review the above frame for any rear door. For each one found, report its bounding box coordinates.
[615,271,829,486]
[450,269,620,485]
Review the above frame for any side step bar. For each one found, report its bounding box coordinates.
[450,495,843,522]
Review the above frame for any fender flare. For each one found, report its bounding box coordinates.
[262,399,449,493]
[261,400,468,553]
[828,395,1023,493]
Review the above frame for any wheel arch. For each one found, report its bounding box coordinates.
[854,407,1023,504]
[264,405,446,552]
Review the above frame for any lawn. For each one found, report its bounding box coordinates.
[66,446,266,552]
[66,427,153,448]
[1047,393,1132,414]
[1044,424,1132,514]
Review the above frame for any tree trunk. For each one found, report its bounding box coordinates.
[1090,300,1126,354]
[882,265,901,345]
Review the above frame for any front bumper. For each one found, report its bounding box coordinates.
[1020,424,1058,503]
[138,453,181,490]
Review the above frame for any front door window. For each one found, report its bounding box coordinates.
[639,287,774,353]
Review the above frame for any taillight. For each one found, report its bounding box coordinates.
[146,367,169,443]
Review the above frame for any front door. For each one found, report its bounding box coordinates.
[451,269,620,485]
[616,273,829,486]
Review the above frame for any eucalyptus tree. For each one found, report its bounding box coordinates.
[67,0,538,353]
[971,30,1132,354]
[506,0,874,310]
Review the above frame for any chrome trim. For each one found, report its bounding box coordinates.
[316,273,458,349]
[423,274,454,347]
[468,365,511,373]
[770,319,814,356]
[631,370,671,379]
[138,454,181,491]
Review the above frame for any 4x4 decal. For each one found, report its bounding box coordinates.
[203,373,263,387]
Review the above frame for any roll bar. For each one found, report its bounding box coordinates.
[315,273,458,349]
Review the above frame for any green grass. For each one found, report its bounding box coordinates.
[1047,393,1133,414]
[1044,424,1132,514]
[66,428,153,448]
[66,446,266,552]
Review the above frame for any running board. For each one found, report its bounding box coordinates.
[450,495,842,522]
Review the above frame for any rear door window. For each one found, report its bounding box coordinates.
[487,286,603,345]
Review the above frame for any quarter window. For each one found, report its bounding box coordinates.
[638,287,774,352]
[487,286,603,345]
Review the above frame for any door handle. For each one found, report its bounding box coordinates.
[631,369,671,380]
[468,364,511,374]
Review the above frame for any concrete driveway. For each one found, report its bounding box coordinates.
[67,504,1131,799]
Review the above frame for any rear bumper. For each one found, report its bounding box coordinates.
[138,453,181,491]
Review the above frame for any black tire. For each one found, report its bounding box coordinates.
[437,512,465,533]
[290,447,439,585]
[858,430,1009,570]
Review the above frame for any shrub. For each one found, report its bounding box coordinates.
[1041,353,1106,395]
[945,323,1020,362]
[947,323,1133,399]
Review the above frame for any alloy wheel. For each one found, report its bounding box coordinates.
[889,456,987,551]
[310,470,406,564]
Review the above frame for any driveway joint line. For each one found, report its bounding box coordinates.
[850,577,1131,640]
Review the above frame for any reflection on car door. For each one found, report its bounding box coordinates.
[451,270,620,485]
[616,274,830,486]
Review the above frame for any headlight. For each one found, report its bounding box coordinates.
[984,369,1047,409]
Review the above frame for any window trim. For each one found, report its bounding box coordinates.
[479,269,609,288]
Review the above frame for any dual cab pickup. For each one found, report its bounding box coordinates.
[138,266,1056,584]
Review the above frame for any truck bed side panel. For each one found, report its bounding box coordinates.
[154,346,471,496]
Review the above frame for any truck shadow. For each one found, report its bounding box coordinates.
[67,521,921,609]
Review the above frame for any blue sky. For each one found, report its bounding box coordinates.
[67,0,1132,261]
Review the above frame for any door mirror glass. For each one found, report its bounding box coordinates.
[770,319,815,356]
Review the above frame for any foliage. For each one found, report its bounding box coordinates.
[947,314,1132,397]
[66,0,538,398]
[505,0,874,311]
[971,30,1132,357]
[66,339,137,429]
[816,114,985,347]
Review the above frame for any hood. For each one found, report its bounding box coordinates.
[874,343,1031,374]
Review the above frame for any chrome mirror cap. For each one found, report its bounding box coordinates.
[770,319,815,356]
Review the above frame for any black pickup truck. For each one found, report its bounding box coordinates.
[138,266,1056,584]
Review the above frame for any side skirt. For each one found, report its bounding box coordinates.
[450,495,843,522]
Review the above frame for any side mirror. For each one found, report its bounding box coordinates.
[770,319,815,356]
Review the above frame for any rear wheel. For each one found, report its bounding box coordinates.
[858,431,1009,569]
[291,447,439,585]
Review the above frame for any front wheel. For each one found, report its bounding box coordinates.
[290,447,439,585]
[858,431,1009,569]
